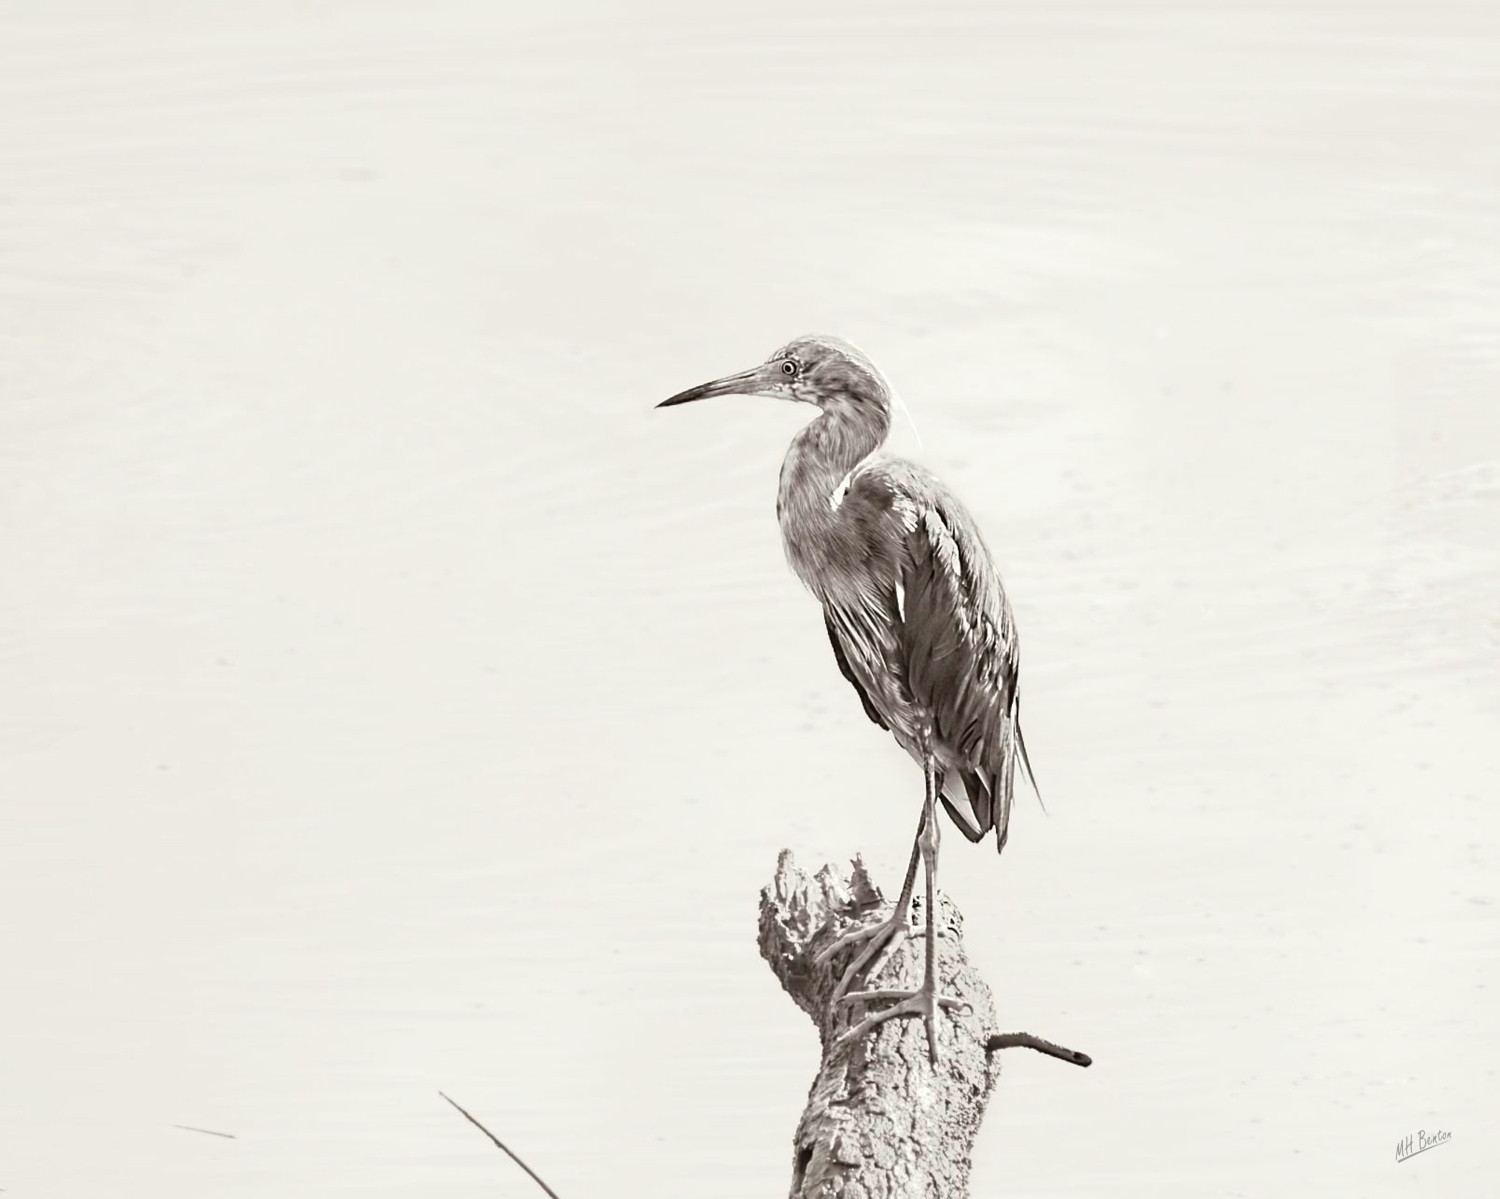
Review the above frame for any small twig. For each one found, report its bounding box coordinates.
[986,1031,1092,1067]
[439,1091,563,1199]
[170,1123,238,1139]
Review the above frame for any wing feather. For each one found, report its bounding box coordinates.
[824,609,888,730]
[894,480,1024,853]
[817,457,1031,855]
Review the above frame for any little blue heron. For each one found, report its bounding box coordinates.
[658,335,1037,1062]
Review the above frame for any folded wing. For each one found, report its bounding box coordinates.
[819,460,1027,853]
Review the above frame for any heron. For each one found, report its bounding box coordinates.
[658,335,1036,1062]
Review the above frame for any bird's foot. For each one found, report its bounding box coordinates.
[814,908,910,1006]
[833,979,968,1065]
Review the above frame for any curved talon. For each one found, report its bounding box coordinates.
[816,912,910,1006]
[814,919,890,969]
[834,924,902,1000]
[830,986,965,1065]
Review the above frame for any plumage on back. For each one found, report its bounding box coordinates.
[820,456,1026,853]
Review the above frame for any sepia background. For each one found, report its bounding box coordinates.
[3,2,1498,1196]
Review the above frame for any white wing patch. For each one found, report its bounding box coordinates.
[830,453,878,511]
[892,492,921,532]
[922,507,979,636]
[894,579,906,622]
[924,509,963,579]
[829,469,854,510]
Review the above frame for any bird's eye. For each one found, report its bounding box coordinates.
[780,360,798,377]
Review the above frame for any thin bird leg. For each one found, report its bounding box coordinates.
[813,804,925,1005]
[834,746,967,1065]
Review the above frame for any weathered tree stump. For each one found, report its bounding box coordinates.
[758,850,1001,1199]
[441,853,1086,1197]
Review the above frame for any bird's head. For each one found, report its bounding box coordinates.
[657,335,892,415]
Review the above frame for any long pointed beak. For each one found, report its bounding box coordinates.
[657,366,765,408]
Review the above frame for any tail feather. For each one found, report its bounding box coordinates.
[993,732,1015,856]
[940,797,987,843]
[1015,704,1043,814]
[939,770,987,843]
[935,710,1035,857]
[965,767,994,836]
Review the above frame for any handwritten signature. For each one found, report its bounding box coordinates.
[1396,1129,1452,1163]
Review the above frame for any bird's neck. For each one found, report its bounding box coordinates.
[776,405,890,584]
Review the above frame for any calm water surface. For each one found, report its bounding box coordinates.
[2,3,1498,1196]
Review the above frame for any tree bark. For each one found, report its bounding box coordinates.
[758,850,1001,1199]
